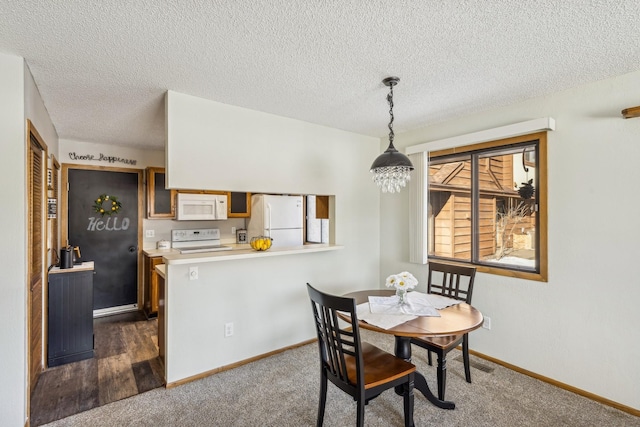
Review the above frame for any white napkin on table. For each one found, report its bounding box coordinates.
[419,292,465,310]
[354,291,464,330]
[356,302,416,329]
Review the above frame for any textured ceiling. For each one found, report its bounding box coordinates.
[1,1,639,149]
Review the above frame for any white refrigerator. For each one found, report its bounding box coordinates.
[247,194,304,248]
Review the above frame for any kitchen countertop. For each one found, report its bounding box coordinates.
[155,264,166,279]
[143,243,251,257]
[49,261,95,274]
[154,243,343,265]
[143,247,179,257]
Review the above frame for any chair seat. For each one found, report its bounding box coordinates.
[344,342,416,389]
[413,334,464,351]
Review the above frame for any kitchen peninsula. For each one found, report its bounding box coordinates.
[158,90,380,389]
[156,244,342,386]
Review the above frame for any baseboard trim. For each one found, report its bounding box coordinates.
[93,304,138,318]
[165,338,316,389]
[469,349,640,417]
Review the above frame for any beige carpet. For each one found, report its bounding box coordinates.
[43,329,638,426]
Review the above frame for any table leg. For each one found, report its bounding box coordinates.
[394,336,455,410]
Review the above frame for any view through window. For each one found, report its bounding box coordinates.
[428,133,546,280]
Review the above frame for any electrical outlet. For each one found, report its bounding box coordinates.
[145,229,155,238]
[189,266,198,280]
[225,322,234,337]
[483,316,491,330]
[231,226,236,234]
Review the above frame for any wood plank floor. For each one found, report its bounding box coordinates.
[30,311,164,426]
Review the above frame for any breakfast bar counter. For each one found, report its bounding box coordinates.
[156,243,344,386]
[160,243,342,265]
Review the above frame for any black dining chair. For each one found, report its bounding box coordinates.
[410,261,477,401]
[306,283,416,427]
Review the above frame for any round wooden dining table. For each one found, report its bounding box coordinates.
[342,289,484,410]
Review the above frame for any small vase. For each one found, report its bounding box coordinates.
[396,288,407,305]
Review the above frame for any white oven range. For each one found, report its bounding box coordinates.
[171,228,233,254]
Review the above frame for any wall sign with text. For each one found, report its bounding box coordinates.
[68,152,137,166]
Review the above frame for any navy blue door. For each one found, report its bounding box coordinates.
[67,168,140,310]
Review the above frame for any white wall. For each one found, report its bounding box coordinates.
[166,90,376,196]
[165,252,347,382]
[0,51,27,427]
[59,139,164,169]
[0,53,58,427]
[24,65,58,156]
[164,91,383,382]
[384,70,640,410]
[25,61,60,270]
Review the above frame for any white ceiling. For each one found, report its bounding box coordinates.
[1,1,639,150]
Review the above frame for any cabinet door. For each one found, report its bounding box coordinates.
[227,192,251,218]
[144,255,163,317]
[315,195,329,219]
[150,257,163,314]
[147,167,176,219]
[48,271,94,366]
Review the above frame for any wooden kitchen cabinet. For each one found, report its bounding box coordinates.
[146,167,176,219]
[227,191,251,218]
[143,254,163,318]
[315,195,329,219]
[178,189,227,196]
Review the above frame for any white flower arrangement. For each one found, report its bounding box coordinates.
[385,271,418,291]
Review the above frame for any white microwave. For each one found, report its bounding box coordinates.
[176,193,228,221]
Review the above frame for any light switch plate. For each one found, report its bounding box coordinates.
[225,322,233,337]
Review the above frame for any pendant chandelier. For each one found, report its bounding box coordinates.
[370,76,414,193]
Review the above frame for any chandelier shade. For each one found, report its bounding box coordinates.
[370,76,413,193]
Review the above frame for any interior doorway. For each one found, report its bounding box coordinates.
[61,165,143,316]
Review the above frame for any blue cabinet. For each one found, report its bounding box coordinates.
[48,268,94,367]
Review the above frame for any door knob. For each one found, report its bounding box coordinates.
[128,246,136,253]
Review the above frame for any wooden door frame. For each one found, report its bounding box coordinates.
[26,119,48,420]
[61,164,144,312]
[49,155,60,266]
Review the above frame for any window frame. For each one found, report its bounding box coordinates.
[428,131,548,282]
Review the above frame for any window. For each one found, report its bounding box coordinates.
[427,132,547,281]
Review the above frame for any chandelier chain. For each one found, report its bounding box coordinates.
[387,85,395,146]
